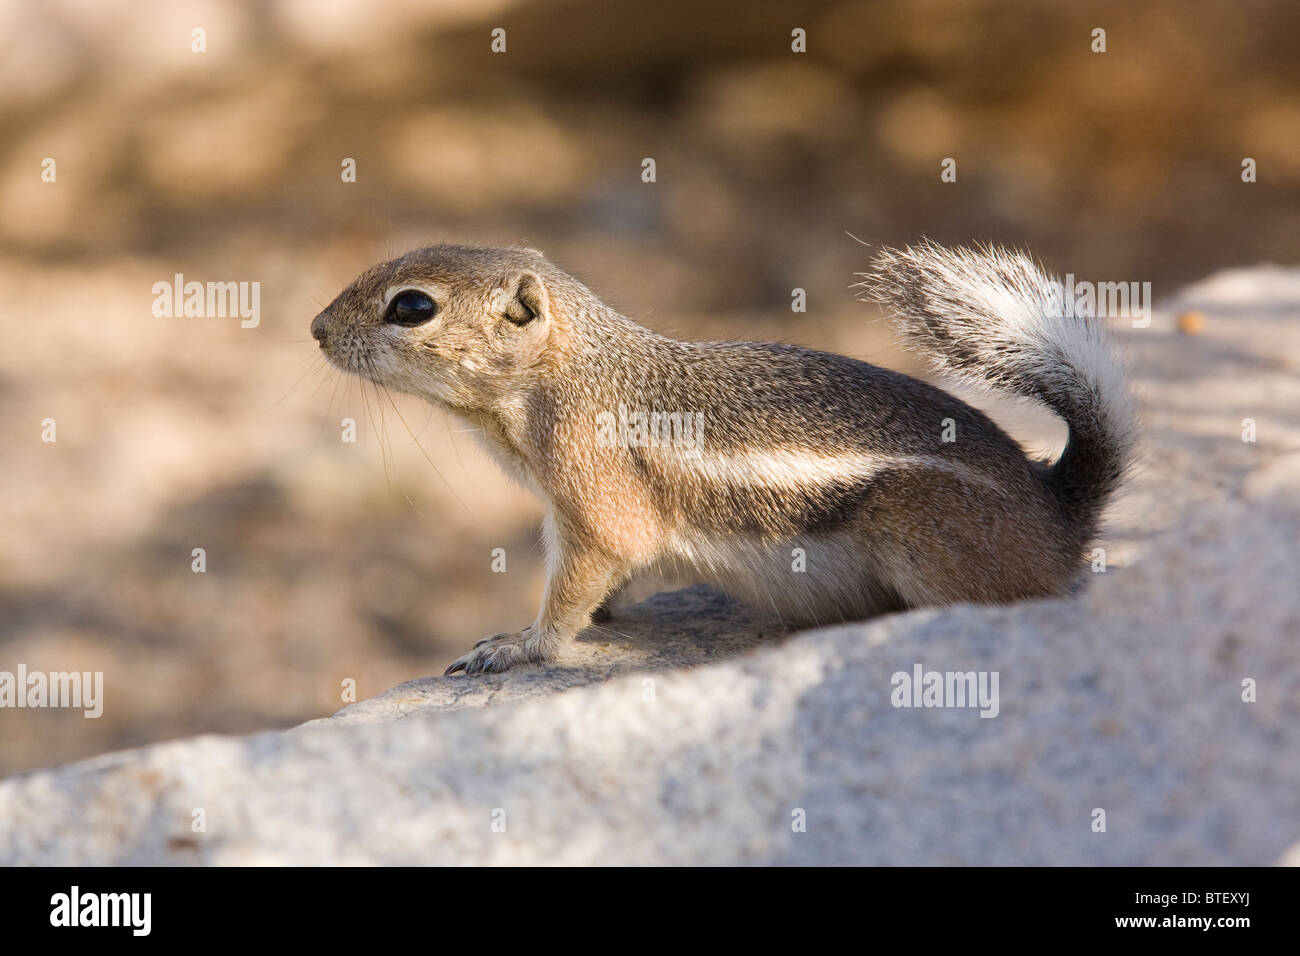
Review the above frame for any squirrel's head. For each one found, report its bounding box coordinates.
[311,244,561,410]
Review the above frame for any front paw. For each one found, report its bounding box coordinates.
[444,630,546,676]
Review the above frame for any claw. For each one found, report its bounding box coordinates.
[443,630,537,677]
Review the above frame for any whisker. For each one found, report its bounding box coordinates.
[583,621,638,644]
[271,352,329,409]
[357,358,393,497]
[372,375,479,521]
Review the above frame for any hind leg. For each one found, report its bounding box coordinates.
[861,468,1078,607]
[692,532,907,626]
[591,579,630,622]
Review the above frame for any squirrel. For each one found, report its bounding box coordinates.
[310,240,1136,675]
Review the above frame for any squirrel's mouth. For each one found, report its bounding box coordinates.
[318,336,383,385]
[311,310,375,381]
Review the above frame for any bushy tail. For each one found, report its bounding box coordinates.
[859,239,1137,543]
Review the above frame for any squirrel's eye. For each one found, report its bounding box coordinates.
[386,290,437,326]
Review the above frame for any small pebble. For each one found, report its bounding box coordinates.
[1177,310,1206,335]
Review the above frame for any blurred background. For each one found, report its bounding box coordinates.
[2,0,1298,776]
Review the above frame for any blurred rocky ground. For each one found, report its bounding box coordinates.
[1,0,1297,774]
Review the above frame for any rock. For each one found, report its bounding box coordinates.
[320,585,787,724]
[1,267,1298,865]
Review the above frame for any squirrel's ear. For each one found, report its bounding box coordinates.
[497,271,549,325]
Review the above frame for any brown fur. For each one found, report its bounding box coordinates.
[311,243,1133,674]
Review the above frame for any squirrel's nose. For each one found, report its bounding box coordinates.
[310,310,330,344]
